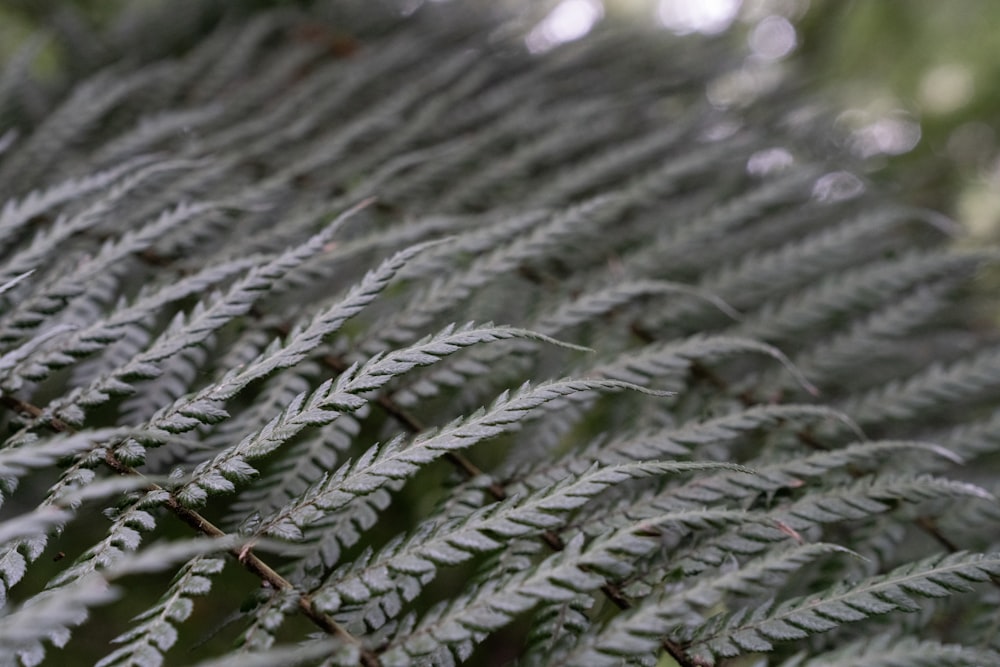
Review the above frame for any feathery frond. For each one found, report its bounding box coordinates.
[0,3,996,667]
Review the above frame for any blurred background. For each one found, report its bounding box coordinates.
[2,0,998,239]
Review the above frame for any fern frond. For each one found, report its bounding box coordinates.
[187,639,344,667]
[943,407,1000,464]
[521,595,593,667]
[256,379,659,541]
[628,167,820,279]
[508,404,859,495]
[46,488,166,589]
[0,270,34,299]
[737,249,991,346]
[1,4,998,666]
[2,536,245,666]
[667,440,963,506]
[96,556,226,667]
[689,207,931,316]
[216,363,335,519]
[0,472,156,566]
[313,461,745,626]
[0,429,118,505]
[531,279,741,341]
[787,635,1000,667]
[358,195,621,355]
[196,233,434,403]
[0,155,159,247]
[682,551,1000,663]
[0,201,219,345]
[94,105,225,166]
[0,64,177,193]
[379,502,751,666]
[845,345,1000,429]
[0,506,73,548]
[0,573,118,666]
[528,121,694,206]
[777,280,964,394]
[389,277,743,413]
[437,102,625,212]
[176,324,582,506]
[559,543,853,666]
[24,259,254,399]
[593,334,817,396]
[0,324,78,386]
[675,475,992,573]
[0,159,199,302]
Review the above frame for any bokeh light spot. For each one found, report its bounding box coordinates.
[526,0,604,54]
[749,15,797,60]
[657,0,741,35]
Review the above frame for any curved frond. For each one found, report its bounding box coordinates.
[682,552,1000,664]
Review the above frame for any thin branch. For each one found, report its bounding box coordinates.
[1,394,71,432]
[313,361,702,666]
[1,394,381,667]
[257,323,704,665]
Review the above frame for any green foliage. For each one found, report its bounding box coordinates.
[1,2,998,666]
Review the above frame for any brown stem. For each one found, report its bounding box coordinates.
[2,394,380,666]
[269,329,703,664]
[915,516,960,552]
[1,394,71,432]
[321,361,701,665]
[319,351,509,499]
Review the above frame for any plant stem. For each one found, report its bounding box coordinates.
[1,393,382,667]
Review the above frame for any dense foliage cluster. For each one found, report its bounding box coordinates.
[1,2,999,666]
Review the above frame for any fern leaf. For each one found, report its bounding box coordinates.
[0,473,164,604]
[594,334,818,396]
[2,536,246,665]
[0,159,201,301]
[845,345,1000,429]
[0,324,77,385]
[529,405,858,486]
[738,249,991,346]
[943,407,1000,465]
[628,167,820,279]
[266,381,674,586]
[177,324,582,505]
[0,201,219,344]
[683,551,1000,664]
[676,475,992,573]
[780,280,964,393]
[313,461,745,626]
[380,504,748,667]
[538,279,742,335]
[0,573,118,666]
[389,278,740,412]
[0,155,159,245]
[530,121,693,206]
[666,440,961,506]
[358,195,618,355]
[200,234,436,402]
[521,595,594,667]
[789,635,1000,667]
[1,5,998,667]
[96,556,226,667]
[682,206,947,319]
[560,543,853,666]
[0,429,119,505]
[0,270,33,299]
[186,639,345,667]
[258,379,660,542]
